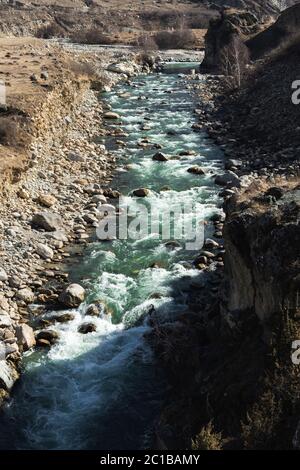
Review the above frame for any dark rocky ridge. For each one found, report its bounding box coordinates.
[247,3,300,58]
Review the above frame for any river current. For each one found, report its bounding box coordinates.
[0,63,224,450]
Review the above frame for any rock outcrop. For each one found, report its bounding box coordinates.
[223,181,300,325]
[201,9,261,71]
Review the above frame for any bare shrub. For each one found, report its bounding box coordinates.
[70,29,116,45]
[220,35,250,89]
[136,35,158,53]
[192,422,223,450]
[36,23,66,39]
[68,60,97,79]
[152,29,196,50]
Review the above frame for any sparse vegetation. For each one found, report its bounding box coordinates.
[136,29,196,51]
[36,22,66,39]
[192,422,223,450]
[220,35,250,89]
[154,29,196,49]
[70,28,117,45]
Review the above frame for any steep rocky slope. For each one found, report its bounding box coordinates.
[0,0,281,39]
[247,2,300,58]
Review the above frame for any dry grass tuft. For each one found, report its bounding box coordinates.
[192,422,223,450]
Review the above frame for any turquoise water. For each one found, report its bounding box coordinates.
[0,67,224,450]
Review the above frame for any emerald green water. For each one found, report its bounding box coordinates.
[0,67,223,450]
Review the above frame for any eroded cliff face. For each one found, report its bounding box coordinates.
[223,181,300,327]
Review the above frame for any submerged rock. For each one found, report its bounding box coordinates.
[59,284,85,308]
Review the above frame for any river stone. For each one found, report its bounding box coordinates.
[15,324,36,351]
[78,322,97,334]
[90,195,107,204]
[187,166,205,175]
[179,150,197,156]
[132,188,150,197]
[36,339,51,348]
[51,313,75,323]
[200,250,216,259]
[107,62,136,76]
[16,288,35,304]
[0,314,12,328]
[35,243,54,260]
[104,112,120,120]
[152,152,168,162]
[32,212,63,232]
[215,171,241,188]
[225,159,242,170]
[45,230,68,243]
[59,284,85,308]
[204,238,219,249]
[67,152,85,163]
[85,304,101,317]
[0,268,8,282]
[37,194,57,208]
[36,330,60,345]
[164,241,182,250]
[0,360,18,390]
[0,295,9,311]
[0,341,18,359]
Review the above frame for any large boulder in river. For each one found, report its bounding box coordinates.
[59,284,85,308]
[32,212,63,232]
[132,188,150,197]
[36,329,60,345]
[104,112,120,120]
[187,166,205,175]
[78,322,97,334]
[152,152,168,162]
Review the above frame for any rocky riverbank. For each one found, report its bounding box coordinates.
[0,42,149,404]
